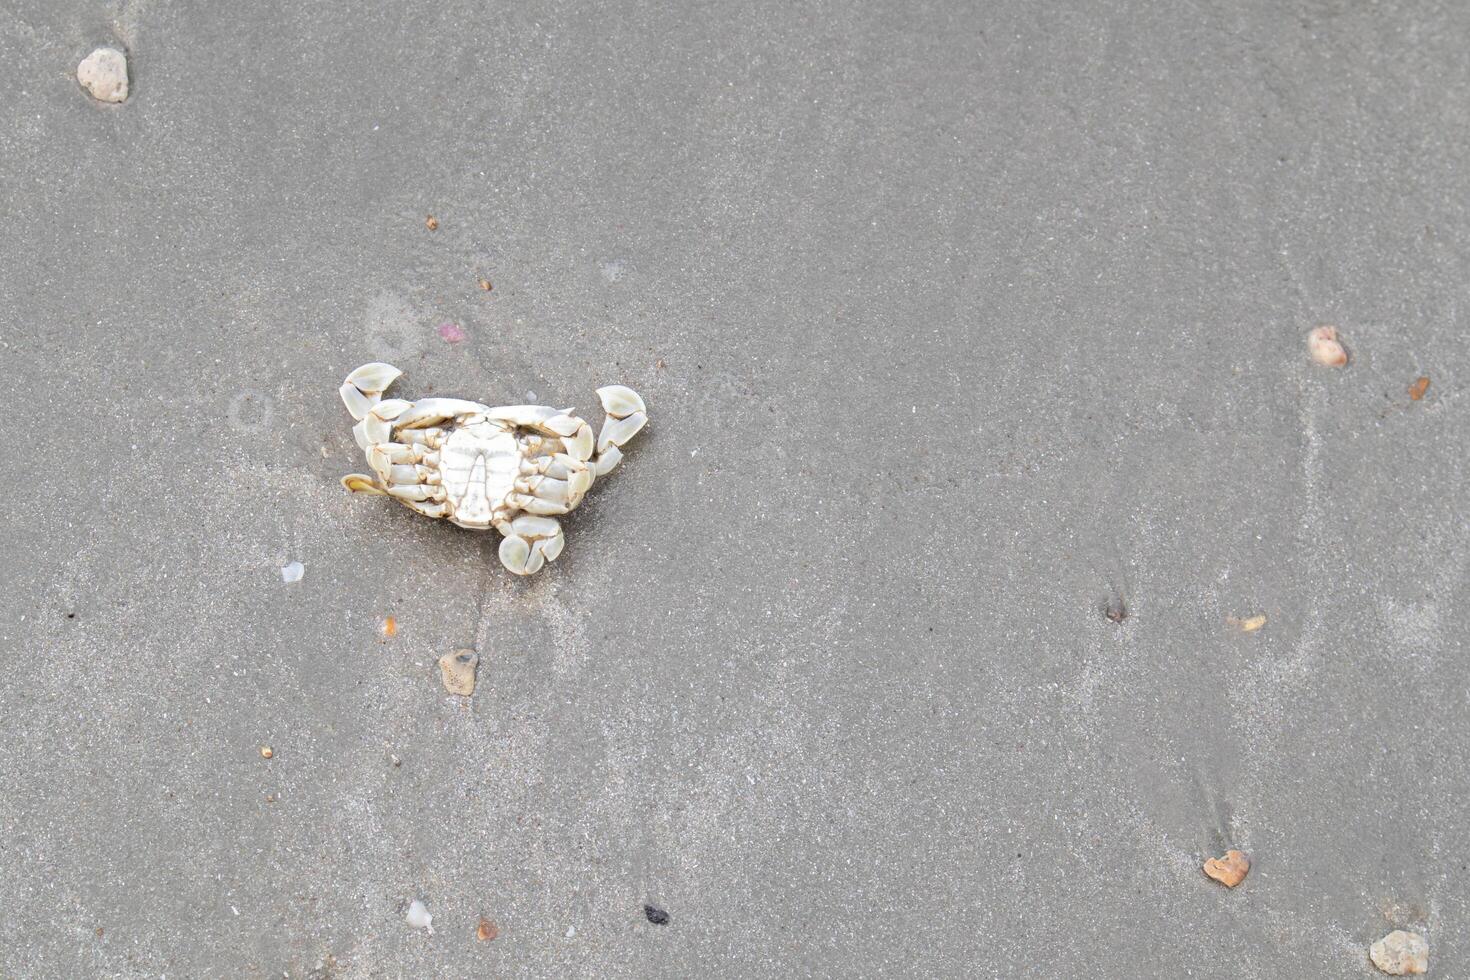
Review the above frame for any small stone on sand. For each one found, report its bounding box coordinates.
[77,48,128,103]
[438,648,478,696]
[476,917,499,941]
[406,899,434,934]
[1202,849,1250,888]
[259,745,273,759]
[1370,930,1428,975]
[1409,376,1430,401]
[280,561,304,583]
[1308,325,1349,367]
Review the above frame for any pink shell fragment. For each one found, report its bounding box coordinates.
[437,322,466,343]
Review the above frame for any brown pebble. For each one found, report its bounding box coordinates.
[1409,376,1430,401]
[1203,849,1250,888]
[478,278,493,291]
[95,927,103,938]
[259,746,274,759]
[476,917,499,941]
[425,215,439,231]
[1308,325,1349,367]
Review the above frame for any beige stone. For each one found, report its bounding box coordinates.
[77,48,128,103]
[1370,930,1428,975]
[438,648,478,696]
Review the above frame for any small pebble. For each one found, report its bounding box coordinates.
[77,48,128,103]
[1370,930,1428,975]
[438,648,479,696]
[1409,376,1430,401]
[1230,613,1267,633]
[260,746,273,759]
[1308,325,1349,367]
[476,918,499,942]
[380,616,397,639]
[280,561,304,583]
[644,904,671,925]
[437,322,466,343]
[1202,850,1250,888]
[405,899,434,934]
[565,925,575,938]
[477,278,493,291]
[425,215,439,231]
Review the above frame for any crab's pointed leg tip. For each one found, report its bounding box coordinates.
[342,474,387,495]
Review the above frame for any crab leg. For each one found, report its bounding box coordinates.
[590,386,647,476]
[495,514,566,576]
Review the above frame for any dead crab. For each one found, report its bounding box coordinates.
[338,362,648,575]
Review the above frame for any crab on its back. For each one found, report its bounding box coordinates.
[440,419,520,527]
[337,363,648,576]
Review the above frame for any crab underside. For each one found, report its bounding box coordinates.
[338,362,648,575]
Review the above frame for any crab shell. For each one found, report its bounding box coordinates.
[338,362,647,575]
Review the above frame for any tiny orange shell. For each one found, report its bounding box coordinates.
[1409,376,1430,401]
[381,616,397,638]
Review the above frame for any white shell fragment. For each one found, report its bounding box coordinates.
[405,899,434,934]
[280,561,304,583]
[1308,325,1349,367]
[338,363,647,576]
[1369,930,1428,975]
[77,48,128,103]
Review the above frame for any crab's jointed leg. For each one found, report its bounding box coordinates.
[494,514,566,576]
[591,385,648,476]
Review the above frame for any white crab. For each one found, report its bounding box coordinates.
[338,362,648,575]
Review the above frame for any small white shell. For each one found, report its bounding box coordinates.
[1307,326,1348,367]
[597,385,646,418]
